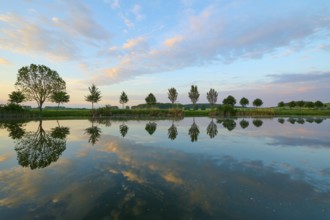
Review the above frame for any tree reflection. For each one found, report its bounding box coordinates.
[278,118,285,124]
[296,118,305,124]
[51,121,70,139]
[188,118,200,142]
[168,122,178,140]
[239,119,249,129]
[287,117,296,124]
[222,118,236,131]
[2,120,27,139]
[206,119,218,139]
[314,118,324,124]
[120,123,129,138]
[14,120,68,169]
[85,120,102,145]
[91,118,112,127]
[145,122,157,135]
[252,119,263,127]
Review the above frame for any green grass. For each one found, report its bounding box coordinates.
[2,106,329,120]
[33,109,90,118]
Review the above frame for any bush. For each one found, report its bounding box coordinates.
[217,104,236,116]
[3,103,25,112]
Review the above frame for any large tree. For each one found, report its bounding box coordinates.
[168,87,178,108]
[145,93,157,108]
[15,64,66,111]
[119,91,129,109]
[188,85,200,109]
[8,90,25,104]
[206,88,218,109]
[239,97,249,108]
[50,91,70,110]
[85,84,102,110]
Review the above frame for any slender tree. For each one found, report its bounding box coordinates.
[15,64,66,112]
[206,88,218,109]
[168,122,178,140]
[85,84,101,110]
[253,98,263,108]
[145,93,157,108]
[8,90,25,104]
[168,87,178,108]
[239,97,249,108]
[119,91,129,109]
[188,85,200,110]
[50,91,70,110]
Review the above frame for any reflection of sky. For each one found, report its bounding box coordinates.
[0,118,330,219]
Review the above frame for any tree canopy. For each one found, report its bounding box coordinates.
[119,91,129,109]
[8,90,25,104]
[206,88,218,109]
[15,64,66,111]
[145,93,157,107]
[168,88,178,107]
[239,97,249,108]
[222,95,236,106]
[50,91,70,110]
[85,84,101,110]
[253,98,263,108]
[188,85,200,109]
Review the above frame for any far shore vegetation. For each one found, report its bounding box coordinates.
[1,63,329,119]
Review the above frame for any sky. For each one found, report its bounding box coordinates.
[0,0,330,108]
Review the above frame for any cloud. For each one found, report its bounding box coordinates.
[164,36,184,48]
[123,37,147,50]
[268,71,330,83]
[131,4,144,21]
[0,13,78,60]
[93,2,330,85]
[51,0,110,42]
[0,0,110,61]
[0,57,11,65]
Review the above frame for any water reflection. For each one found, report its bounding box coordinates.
[239,119,249,129]
[206,119,218,138]
[252,119,263,127]
[1,117,330,219]
[85,120,102,145]
[167,122,178,140]
[0,120,26,139]
[120,123,129,137]
[145,122,157,135]
[222,118,236,131]
[51,121,70,139]
[14,120,68,169]
[188,118,200,142]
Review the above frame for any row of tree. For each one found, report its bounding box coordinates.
[86,84,264,110]
[6,64,325,112]
[278,100,325,108]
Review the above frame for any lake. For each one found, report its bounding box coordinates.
[0,117,329,220]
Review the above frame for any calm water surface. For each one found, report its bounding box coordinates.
[0,117,329,220]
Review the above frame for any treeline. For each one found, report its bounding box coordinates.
[278,100,326,108]
[2,64,328,118]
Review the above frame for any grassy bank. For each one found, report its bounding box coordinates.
[1,107,329,120]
